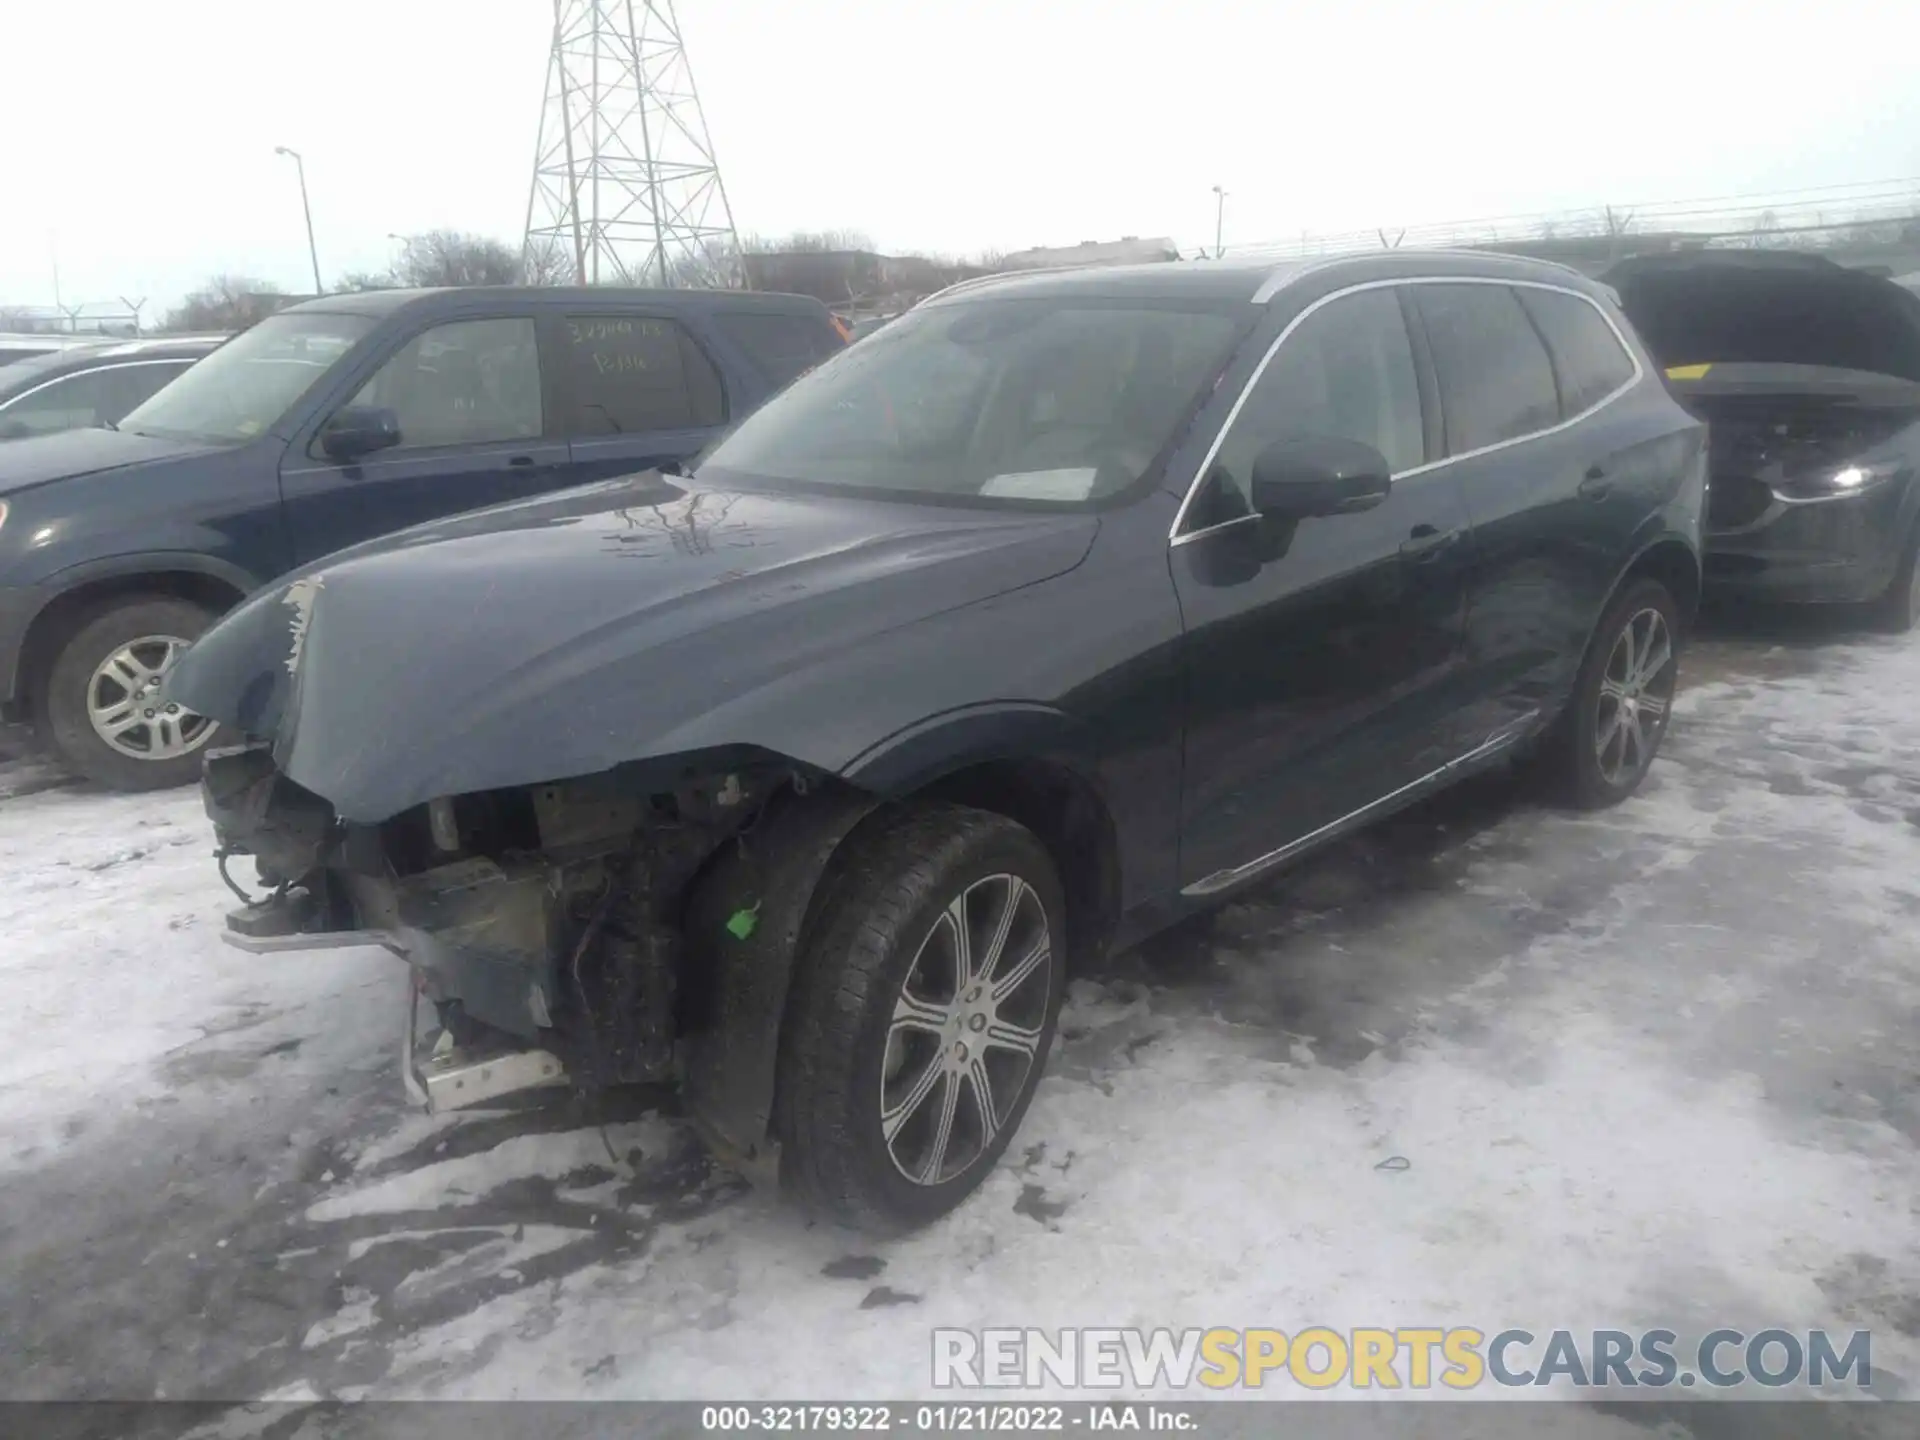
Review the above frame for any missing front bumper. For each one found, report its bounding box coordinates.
[219,900,574,1115]
[403,982,570,1113]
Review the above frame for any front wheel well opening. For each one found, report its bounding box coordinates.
[15,571,245,713]
[916,758,1121,974]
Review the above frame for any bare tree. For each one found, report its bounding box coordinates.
[519,234,577,286]
[665,237,744,289]
[740,229,875,255]
[162,276,286,333]
[332,233,580,291]
[334,269,399,293]
[391,231,522,287]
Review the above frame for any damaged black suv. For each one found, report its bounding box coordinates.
[1603,251,1920,628]
[167,251,1705,1232]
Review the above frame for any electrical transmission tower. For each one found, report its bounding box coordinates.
[524,0,743,289]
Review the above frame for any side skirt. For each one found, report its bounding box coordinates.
[1178,711,1541,901]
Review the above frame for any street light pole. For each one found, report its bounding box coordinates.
[275,146,323,295]
[1212,186,1228,260]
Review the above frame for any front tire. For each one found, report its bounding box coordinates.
[1539,578,1682,810]
[776,803,1065,1234]
[36,595,221,792]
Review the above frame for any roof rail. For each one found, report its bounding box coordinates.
[917,273,1008,306]
[920,260,1135,306]
[1417,245,1594,277]
[1249,253,1350,303]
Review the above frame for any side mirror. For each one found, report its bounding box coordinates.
[1249,435,1393,520]
[319,405,402,462]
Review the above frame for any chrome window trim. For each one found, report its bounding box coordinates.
[1168,275,1646,546]
[0,358,194,415]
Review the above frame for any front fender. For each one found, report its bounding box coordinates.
[839,701,1097,796]
[41,549,266,600]
[2,550,269,704]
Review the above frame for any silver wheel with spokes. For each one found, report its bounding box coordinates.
[1594,607,1675,788]
[86,635,214,763]
[39,595,221,792]
[882,873,1053,1187]
[774,802,1065,1232]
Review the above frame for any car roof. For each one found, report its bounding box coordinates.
[281,286,838,321]
[0,334,225,395]
[0,332,104,352]
[918,248,1606,310]
[70,334,228,358]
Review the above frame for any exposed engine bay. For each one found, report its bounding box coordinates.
[1682,381,1920,529]
[200,742,874,1172]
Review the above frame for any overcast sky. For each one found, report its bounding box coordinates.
[2,0,1916,316]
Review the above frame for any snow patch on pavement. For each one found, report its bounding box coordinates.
[0,778,401,1178]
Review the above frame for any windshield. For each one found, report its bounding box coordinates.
[697,297,1245,508]
[119,312,374,444]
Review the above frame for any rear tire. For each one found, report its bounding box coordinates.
[1537,578,1682,810]
[36,595,221,792]
[776,802,1065,1234]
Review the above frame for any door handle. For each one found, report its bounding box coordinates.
[508,455,539,468]
[1579,466,1612,499]
[1399,525,1461,562]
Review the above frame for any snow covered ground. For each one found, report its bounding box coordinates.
[2,609,1919,1420]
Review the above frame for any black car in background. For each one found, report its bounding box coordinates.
[0,285,846,790]
[0,334,227,442]
[1603,252,1920,628]
[0,333,110,368]
[170,250,1705,1232]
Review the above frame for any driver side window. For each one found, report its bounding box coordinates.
[339,317,543,452]
[1184,289,1425,533]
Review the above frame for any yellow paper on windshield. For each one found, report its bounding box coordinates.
[1665,364,1713,381]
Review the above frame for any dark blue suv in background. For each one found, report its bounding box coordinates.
[0,285,845,789]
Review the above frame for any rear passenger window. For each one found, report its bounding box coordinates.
[1516,288,1637,418]
[561,315,725,435]
[1415,285,1561,454]
[714,311,845,389]
[1185,288,1424,531]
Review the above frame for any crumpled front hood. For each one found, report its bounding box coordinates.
[165,471,1097,821]
[0,426,222,495]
